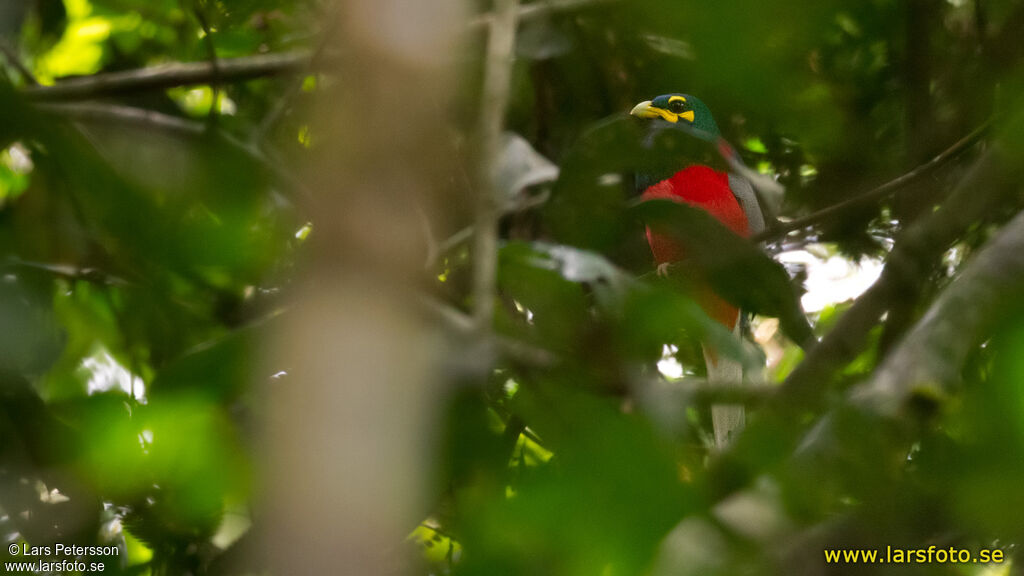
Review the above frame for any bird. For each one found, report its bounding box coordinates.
[630,93,766,449]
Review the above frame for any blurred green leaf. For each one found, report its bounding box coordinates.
[629,199,815,348]
[455,385,695,576]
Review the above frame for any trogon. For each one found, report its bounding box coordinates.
[630,93,765,449]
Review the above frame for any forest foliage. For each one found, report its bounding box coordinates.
[1,0,1024,575]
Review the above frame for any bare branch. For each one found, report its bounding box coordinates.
[37,102,313,202]
[473,0,520,327]
[23,51,314,102]
[251,6,341,145]
[421,295,559,367]
[2,257,131,286]
[431,226,473,267]
[653,379,777,405]
[753,120,992,244]
[0,39,37,86]
[776,147,1015,407]
[20,1,619,104]
[38,102,204,134]
[856,207,1024,418]
[427,189,550,269]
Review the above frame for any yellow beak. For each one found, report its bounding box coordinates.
[629,101,695,124]
[630,100,659,118]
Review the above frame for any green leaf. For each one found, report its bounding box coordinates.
[455,384,696,576]
[629,198,815,349]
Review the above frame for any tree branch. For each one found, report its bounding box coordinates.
[427,189,550,269]
[645,378,777,405]
[20,1,619,104]
[419,295,558,368]
[0,39,37,86]
[753,120,992,244]
[38,101,205,134]
[37,102,313,202]
[854,207,1024,419]
[473,0,520,327]
[251,6,341,145]
[776,147,1015,407]
[783,200,1024,487]
[22,51,314,102]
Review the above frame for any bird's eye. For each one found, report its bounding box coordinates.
[668,100,687,114]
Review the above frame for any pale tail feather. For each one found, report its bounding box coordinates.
[703,344,745,449]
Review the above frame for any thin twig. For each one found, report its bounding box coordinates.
[427,190,550,269]
[416,202,440,268]
[419,295,558,367]
[431,226,473,267]
[753,120,993,243]
[2,257,131,286]
[472,0,520,328]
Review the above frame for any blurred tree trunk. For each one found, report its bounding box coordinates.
[260,1,463,574]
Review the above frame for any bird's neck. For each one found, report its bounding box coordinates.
[635,122,722,195]
[635,167,679,193]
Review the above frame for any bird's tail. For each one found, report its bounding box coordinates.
[703,344,744,450]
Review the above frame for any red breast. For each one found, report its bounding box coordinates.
[642,165,749,329]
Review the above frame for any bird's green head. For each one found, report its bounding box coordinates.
[630,93,720,139]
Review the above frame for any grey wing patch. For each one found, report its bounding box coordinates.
[729,173,765,236]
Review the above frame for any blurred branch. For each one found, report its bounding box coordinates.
[0,39,36,86]
[419,295,558,368]
[417,202,441,269]
[428,189,550,269]
[855,207,1024,418]
[2,257,131,286]
[473,0,520,327]
[468,0,620,31]
[37,102,313,203]
[19,0,617,104]
[668,379,776,405]
[264,1,465,570]
[0,257,230,336]
[425,291,772,401]
[251,7,340,145]
[22,51,314,102]
[38,102,205,134]
[753,120,992,244]
[432,226,472,266]
[784,206,1024,495]
[776,148,1015,407]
